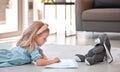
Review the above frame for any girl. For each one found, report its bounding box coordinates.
[0,21,60,68]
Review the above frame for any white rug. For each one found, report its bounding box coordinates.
[1,44,120,72]
[42,44,120,64]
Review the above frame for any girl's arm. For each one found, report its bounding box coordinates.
[36,57,61,66]
[41,53,48,60]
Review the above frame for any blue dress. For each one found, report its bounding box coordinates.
[0,43,43,68]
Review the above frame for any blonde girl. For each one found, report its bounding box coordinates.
[0,21,60,68]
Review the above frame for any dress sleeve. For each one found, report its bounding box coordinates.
[30,48,43,62]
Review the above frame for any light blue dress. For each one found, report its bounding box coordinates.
[0,43,43,68]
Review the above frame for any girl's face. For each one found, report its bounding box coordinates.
[36,31,49,46]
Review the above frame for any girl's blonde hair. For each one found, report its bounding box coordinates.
[16,21,49,53]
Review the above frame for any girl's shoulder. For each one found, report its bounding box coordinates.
[34,46,43,53]
[30,43,43,54]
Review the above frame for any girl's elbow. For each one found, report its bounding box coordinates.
[36,58,50,66]
[36,62,45,66]
[36,60,47,66]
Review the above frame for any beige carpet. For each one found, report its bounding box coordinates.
[1,44,120,72]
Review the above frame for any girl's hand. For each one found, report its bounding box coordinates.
[53,57,61,63]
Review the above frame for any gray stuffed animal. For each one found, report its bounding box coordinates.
[75,34,113,65]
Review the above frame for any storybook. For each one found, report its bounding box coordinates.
[44,59,79,69]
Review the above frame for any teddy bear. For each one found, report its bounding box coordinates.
[75,34,113,65]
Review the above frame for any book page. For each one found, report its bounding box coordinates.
[44,59,79,69]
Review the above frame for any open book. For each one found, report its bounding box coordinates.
[44,59,79,69]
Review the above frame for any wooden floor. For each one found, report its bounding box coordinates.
[0,31,120,48]
[46,31,120,48]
